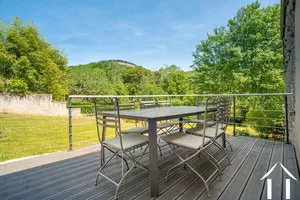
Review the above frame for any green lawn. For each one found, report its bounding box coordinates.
[0,113,136,162]
[0,113,268,162]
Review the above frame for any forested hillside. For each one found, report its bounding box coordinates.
[68,62,192,96]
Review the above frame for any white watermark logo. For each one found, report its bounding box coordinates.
[260,163,297,199]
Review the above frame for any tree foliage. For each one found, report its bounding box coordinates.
[0,17,68,100]
[67,62,170,96]
[192,1,283,94]
[192,1,284,137]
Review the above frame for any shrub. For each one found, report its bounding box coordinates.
[236,129,250,137]
[7,79,28,95]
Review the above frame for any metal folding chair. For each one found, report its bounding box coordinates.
[119,101,148,135]
[94,98,149,200]
[186,96,233,153]
[156,98,182,133]
[162,97,223,198]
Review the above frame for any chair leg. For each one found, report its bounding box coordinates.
[95,153,116,185]
[98,145,149,200]
[212,141,231,165]
[114,162,136,199]
[201,150,222,179]
[114,144,149,199]
[126,145,149,172]
[225,139,233,152]
[165,145,188,181]
[166,147,212,198]
[106,149,129,170]
[184,162,212,198]
[157,144,163,156]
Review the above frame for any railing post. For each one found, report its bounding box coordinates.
[233,96,236,136]
[170,97,172,107]
[68,97,73,151]
[284,95,289,144]
[196,97,200,119]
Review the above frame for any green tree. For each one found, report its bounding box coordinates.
[191,1,284,136]
[192,1,283,94]
[0,17,68,100]
[156,65,190,95]
[122,66,155,95]
[68,66,114,95]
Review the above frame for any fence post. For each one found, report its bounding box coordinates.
[68,97,73,151]
[284,95,289,144]
[196,97,200,119]
[233,96,236,136]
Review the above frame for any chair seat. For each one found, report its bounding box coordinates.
[186,119,216,127]
[121,126,148,134]
[104,134,148,150]
[162,132,211,150]
[186,127,224,138]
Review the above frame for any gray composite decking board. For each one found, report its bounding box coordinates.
[176,136,252,200]
[1,136,300,200]
[197,137,259,200]
[217,139,266,200]
[238,140,275,200]
[17,145,174,200]
[1,151,104,190]
[3,158,101,197]
[282,144,300,199]
[261,141,284,200]
[3,153,112,199]
[100,138,232,200]
[152,136,243,200]
[3,144,167,200]
[1,151,100,191]
[51,144,187,200]
[129,137,241,200]
[68,148,185,200]
[143,142,234,200]
[3,151,100,182]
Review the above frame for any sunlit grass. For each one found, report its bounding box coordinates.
[0,113,136,162]
[226,125,259,137]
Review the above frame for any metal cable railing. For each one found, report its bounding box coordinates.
[67,93,292,150]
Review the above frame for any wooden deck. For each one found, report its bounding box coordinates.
[1,135,300,200]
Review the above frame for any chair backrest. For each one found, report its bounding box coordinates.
[201,97,221,145]
[119,101,143,127]
[156,98,171,107]
[139,99,156,109]
[94,98,125,150]
[118,101,136,111]
[218,97,231,131]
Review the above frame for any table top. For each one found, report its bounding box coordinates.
[100,106,206,121]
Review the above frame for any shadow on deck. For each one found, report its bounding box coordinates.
[1,135,300,200]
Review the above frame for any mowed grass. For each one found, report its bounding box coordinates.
[0,113,136,162]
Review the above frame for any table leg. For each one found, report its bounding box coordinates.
[148,119,159,197]
[179,117,183,132]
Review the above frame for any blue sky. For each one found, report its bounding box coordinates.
[0,0,279,70]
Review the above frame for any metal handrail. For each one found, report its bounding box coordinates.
[69,93,292,98]
[67,93,292,150]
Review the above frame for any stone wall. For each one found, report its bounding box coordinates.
[283,0,296,143]
[0,94,80,116]
[294,0,300,166]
